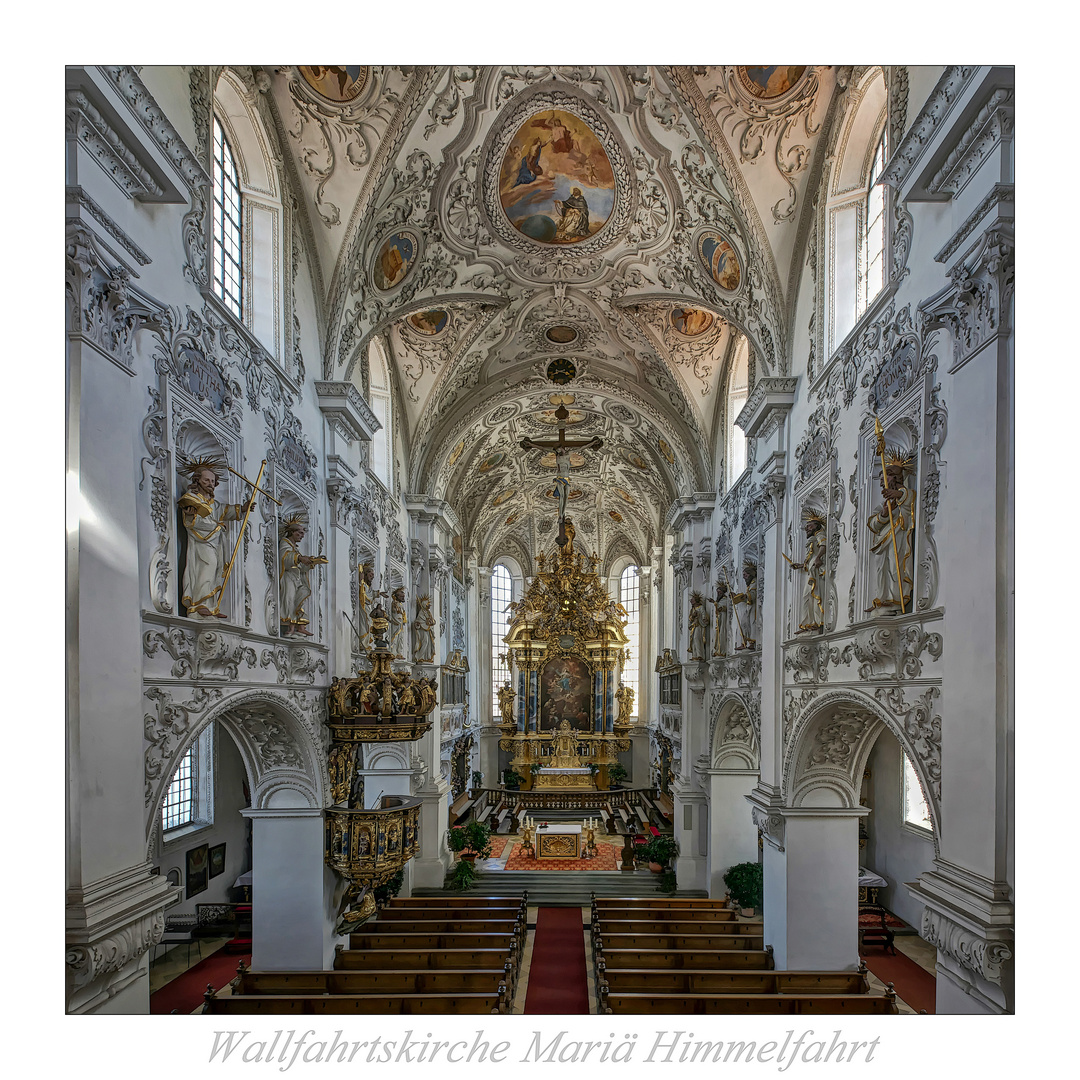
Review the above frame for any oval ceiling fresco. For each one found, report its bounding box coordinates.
[737,66,807,100]
[498,109,615,244]
[298,65,369,103]
[546,325,578,344]
[697,232,741,292]
[373,231,419,291]
[407,309,450,336]
[671,307,714,337]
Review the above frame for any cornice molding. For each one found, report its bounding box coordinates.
[735,376,798,439]
[315,381,380,443]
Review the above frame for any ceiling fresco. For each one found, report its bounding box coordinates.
[262,65,846,567]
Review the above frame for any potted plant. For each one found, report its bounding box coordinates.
[449,857,478,891]
[609,763,628,789]
[587,762,600,777]
[503,768,524,790]
[642,833,679,873]
[470,770,483,796]
[658,869,678,894]
[447,820,493,863]
[723,861,764,916]
[373,869,404,908]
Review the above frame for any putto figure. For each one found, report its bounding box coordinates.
[177,457,256,621]
[279,516,326,637]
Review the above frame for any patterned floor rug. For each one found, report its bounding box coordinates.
[504,840,620,872]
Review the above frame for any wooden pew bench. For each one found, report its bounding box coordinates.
[595,948,774,971]
[337,947,515,972]
[592,896,733,911]
[236,967,510,996]
[597,969,869,996]
[388,895,526,910]
[596,919,764,938]
[599,989,898,1015]
[597,932,766,951]
[205,990,507,1015]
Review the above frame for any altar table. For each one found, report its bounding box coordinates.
[537,823,582,859]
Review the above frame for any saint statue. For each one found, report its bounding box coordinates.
[551,718,581,768]
[687,591,709,661]
[412,594,436,663]
[177,459,255,620]
[327,744,352,805]
[389,586,407,657]
[706,579,730,657]
[355,562,375,651]
[730,560,759,649]
[866,449,917,612]
[279,518,326,636]
[614,682,635,725]
[497,680,517,729]
[790,509,827,633]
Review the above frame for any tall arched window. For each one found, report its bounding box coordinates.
[491,564,513,712]
[211,116,243,321]
[368,339,393,488]
[858,131,888,320]
[725,336,749,490]
[619,565,640,717]
[161,727,213,833]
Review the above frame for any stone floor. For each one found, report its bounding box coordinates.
[147,935,230,995]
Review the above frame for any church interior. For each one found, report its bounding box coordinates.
[64,61,1014,1025]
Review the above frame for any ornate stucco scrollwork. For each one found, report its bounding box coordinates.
[751,805,786,852]
[921,905,1012,989]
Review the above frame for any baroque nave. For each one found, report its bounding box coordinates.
[63,60,1015,1027]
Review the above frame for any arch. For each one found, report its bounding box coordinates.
[709,691,760,771]
[144,687,325,850]
[363,744,411,771]
[783,688,940,853]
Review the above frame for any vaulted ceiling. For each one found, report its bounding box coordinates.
[260,65,845,567]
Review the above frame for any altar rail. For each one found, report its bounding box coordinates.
[477,787,658,813]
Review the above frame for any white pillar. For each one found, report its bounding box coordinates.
[706,769,760,898]
[761,807,865,971]
[245,808,338,970]
[410,686,452,888]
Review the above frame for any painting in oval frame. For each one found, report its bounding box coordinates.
[697,232,741,292]
[298,66,370,104]
[736,66,807,101]
[373,231,419,292]
[407,309,450,336]
[670,307,714,337]
[498,108,616,245]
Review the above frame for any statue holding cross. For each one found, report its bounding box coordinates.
[519,404,604,547]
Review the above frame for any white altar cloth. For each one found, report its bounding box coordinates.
[858,866,888,887]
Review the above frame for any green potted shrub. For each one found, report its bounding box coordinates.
[723,861,763,915]
[658,869,678,894]
[447,820,493,862]
[373,869,404,908]
[470,770,483,795]
[587,762,600,777]
[642,833,679,873]
[503,768,524,790]
[608,763,628,788]
[449,858,478,891]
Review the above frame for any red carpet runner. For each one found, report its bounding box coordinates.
[861,949,936,1013]
[523,907,590,1014]
[149,947,251,1014]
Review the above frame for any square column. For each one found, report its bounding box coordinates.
[750,799,866,971]
[704,768,760,899]
[244,808,338,970]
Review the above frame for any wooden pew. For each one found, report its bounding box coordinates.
[597,932,765,951]
[336,947,515,972]
[595,908,748,925]
[598,969,870,996]
[236,967,510,995]
[599,807,616,834]
[597,920,764,938]
[595,948,774,971]
[389,895,526,910]
[376,905,521,922]
[599,987,898,1015]
[592,896,733,910]
[347,932,517,951]
[205,990,507,1014]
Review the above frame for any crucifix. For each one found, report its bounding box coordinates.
[519,404,604,548]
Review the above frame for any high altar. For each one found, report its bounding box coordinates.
[499,526,631,789]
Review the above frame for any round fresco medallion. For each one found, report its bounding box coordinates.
[540,451,585,469]
[492,488,516,507]
[608,509,624,523]
[671,307,714,337]
[373,231,418,291]
[546,357,577,385]
[538,408,586,426]
[498,109,616,244]
[448,440,465,467]
[613,487,635,505]
[546,487,583,500]
[619,446,650,471]
[545,325,578,344]
[477,451,506,473]
[736,66,807,101]
[658,437,675,467]
[407,309,450,336]
[697,232,741,292]
[299,65,370,103]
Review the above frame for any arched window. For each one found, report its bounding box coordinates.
[490,564,513,712]
[725,336,749,490]
[161,727,214,833]
[902,750,933,834]
[368,339,393,488]
[211,116,243,321]
[619,565,640,716]
[858,131,888,320]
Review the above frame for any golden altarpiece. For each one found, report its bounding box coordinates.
[499,528,631,790]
